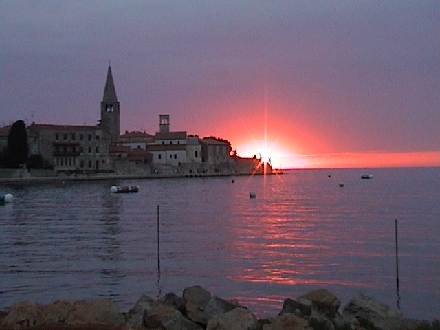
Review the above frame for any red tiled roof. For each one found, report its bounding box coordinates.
[127,147,151,161]
[121,131,153,138]
[155,131,187,140]
[29,123,97,131]
[147,144,187,151]
[109,145,131,153]
[202,138,229,145]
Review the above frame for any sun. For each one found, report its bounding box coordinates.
[235,139,310,169]
[236,140,282,168]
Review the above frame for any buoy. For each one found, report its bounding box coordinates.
[339,183,344,187]
[231,179,235,183]
[110,185,139,193]
[249,192,256,199]
[0,193,13,203]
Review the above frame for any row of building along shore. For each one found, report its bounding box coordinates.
[1,66,274,179]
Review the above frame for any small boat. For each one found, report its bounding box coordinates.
[0,193,13,203]
[361,174,373,179]
[110,185,139,193]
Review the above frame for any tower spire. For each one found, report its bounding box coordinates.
[100,64,120,143]
[102,65,118,103]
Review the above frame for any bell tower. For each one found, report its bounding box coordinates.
[159,114,170,133]
[100,65,120,143]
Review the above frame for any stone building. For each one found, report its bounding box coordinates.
[1,65,266,176]
[22,65,119,172]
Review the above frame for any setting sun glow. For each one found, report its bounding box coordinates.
[236,140,308,169]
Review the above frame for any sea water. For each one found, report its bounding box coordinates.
[0,167,439,320]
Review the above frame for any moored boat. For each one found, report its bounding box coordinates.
[110,185,139,193]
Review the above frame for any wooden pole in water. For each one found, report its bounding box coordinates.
[395,218,400,310]
[157,204,160,273]
[156,204,162,298]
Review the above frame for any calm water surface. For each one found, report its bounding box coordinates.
[1,167,439,320]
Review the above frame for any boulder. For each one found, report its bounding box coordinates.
[342,292,404,330]
[262,312,312,330]
[125,294,160,328]
[202,295,239,325]
[298,289,340,317]
[279,298,312,316]
[159,292,186,313]
[0,301,42,329]
[65,299,125,325]
[306,309,335,330]
[144,304,202,330]
[206,307,259,330]
[183,285,212,324]
[0,299,124,329]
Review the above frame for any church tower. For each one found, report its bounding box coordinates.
[159,114,170,133]
[100,65,120,143]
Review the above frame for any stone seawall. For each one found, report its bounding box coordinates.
[0,285,437,330]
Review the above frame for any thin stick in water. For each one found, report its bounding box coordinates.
[395,218,401,310]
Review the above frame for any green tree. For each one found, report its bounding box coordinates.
[7,120,28,168]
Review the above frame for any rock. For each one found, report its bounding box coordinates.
[206,307,259,330]
[203,295,239,324]
[183,285,212,324]
[306,309,335,330]
[0,301,41,329]
[279,298,312,316]
[65,299,125,325]
[0,299,124,329]
[159,292,186,313]
[262,312,312,330]
[126,294,159,328]
[342,292,404,330]
[298,289,341,317]
[144,304,202,330]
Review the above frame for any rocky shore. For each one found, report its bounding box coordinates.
[0,286,438,330]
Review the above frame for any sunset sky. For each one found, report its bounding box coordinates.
[1,1,439,168]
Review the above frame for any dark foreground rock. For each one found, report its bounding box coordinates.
[0,285,436,330]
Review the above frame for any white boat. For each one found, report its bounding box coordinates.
[361,174,373,179]
[110,185,139,193]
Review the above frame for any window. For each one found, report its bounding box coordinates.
[88,134,92,141]
[170,154,172,159]
[55,133,59,140]
[88,147,92,153]
[96,135,100,140]
[64,134,67,140]
[80,134,83,140]
[72,133,75,140]
[169,141,172,144]
[174,154,177,159]
[88,160,92,168]
[195,151,198,157]
[96,146,99,153]
[80,161,84,168]
[158,154,162,160]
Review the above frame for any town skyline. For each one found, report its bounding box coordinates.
[1,1,439,168]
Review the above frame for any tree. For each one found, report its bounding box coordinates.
[7,120,28,168]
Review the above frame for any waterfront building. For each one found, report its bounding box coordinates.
[1,65,265,176]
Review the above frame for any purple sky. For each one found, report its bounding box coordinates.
[1,1,439,165]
